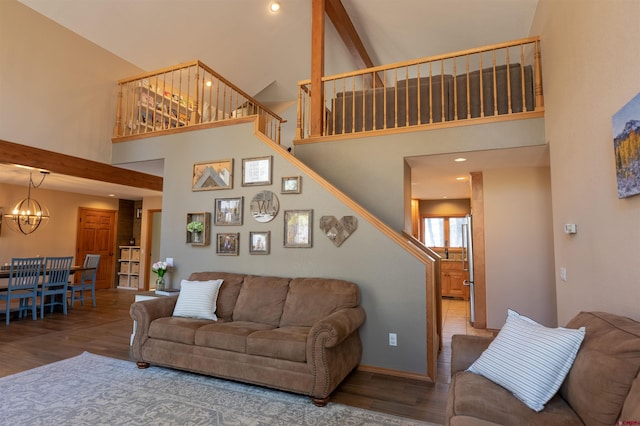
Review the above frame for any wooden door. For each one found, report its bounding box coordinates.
[76,208,117,289]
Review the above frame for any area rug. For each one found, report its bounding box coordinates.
[0,352,439,425]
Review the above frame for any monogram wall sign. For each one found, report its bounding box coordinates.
[250,190,279,223]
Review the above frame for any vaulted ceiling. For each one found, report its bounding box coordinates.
[11,0,541,200]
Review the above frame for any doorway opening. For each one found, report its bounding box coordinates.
[145,209,162,290]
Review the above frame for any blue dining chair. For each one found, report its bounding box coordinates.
[38,256,73,318]
[68,254,100,308]
[0,257,44,325]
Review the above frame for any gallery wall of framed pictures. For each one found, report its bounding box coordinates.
[188,155,308,256]
[186,154,357,256]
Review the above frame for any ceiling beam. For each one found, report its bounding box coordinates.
[325,0,383,87]
[0,139,163,192]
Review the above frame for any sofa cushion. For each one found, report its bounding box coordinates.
[560,311,640,426]
[194,321,274,353]
[188,272,246,321]
[280,278,360,327]
[448,371,583,425]
[246,326,311,362]
[149,316,217,345]
[172,279,224,320]
[467,309,585,412]
[232,275,290,326]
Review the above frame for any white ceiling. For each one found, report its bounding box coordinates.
[407,145,550,200]
[9,0,541,200]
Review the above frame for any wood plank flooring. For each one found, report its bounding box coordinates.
[0,290,488,425]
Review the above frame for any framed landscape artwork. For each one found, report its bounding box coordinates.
[612,92,640,198]
[192,159,233,191]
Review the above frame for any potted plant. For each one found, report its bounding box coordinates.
[187,221,204,243]
[151,260,170,291]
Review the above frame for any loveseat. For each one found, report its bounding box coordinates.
[129,272,366,406]
[447,311,640,425]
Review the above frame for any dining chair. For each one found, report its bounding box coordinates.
[38,256,73,318]
[68,254,100,308]
[0,257,44,325]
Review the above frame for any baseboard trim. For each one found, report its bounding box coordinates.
[357,364,433,382]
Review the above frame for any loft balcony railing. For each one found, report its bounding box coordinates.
[296,37,544,140]
[113,60,284,144]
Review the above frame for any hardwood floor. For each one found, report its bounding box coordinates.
[0,290,488,425]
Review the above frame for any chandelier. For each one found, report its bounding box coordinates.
[4,171,50,235]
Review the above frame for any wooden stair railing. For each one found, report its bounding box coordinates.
[113,60,285,144]
[296,36,544,141]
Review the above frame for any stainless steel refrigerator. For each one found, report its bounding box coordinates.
[462,214,475,326]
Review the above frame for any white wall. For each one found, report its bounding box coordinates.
[483,167,556,328]
[296,119,546,232]
[0,0,142,162]
[112,123,431,375]
[296,121,556,328]
[0,182,119,264]
[531,0,640,323]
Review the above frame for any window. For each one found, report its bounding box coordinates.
[423,215,467,248]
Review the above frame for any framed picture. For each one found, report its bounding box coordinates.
[192,159,233,191]
[284,209,313,248]
[242,156,272,186]
[215,197,243,226]
[249,231,270,255]
[612,92,640,198]
[281,176,301,194]
[216,232,239,255]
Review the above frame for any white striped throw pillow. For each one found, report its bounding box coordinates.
[467,309,585,412]
[172,279,224,320]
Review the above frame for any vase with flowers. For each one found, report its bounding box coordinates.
[187,221,204,244]
[152,260,170,291]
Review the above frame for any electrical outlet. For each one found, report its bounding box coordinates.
[389,333,397,346]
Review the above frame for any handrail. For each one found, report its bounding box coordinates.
[113,60,285,144]
[296,36,543,140]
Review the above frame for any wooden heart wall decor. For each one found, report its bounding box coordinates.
[319,216,358,247]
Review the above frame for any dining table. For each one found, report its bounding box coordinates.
[0,265,95,287]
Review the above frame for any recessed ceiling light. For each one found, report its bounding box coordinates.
[454,157,467,162]
[205,80,212,87]
[456,177,466,181]
[269,1,281,13]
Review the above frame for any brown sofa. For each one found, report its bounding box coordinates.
[130,272,366,406]
[447,311,640,425]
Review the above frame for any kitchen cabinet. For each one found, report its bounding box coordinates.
[441,261,469,300]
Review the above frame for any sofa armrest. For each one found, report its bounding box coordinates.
[129,296,178,358]
[309,306,366,348]
[307,306,366,400]
[451,334,493,375]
